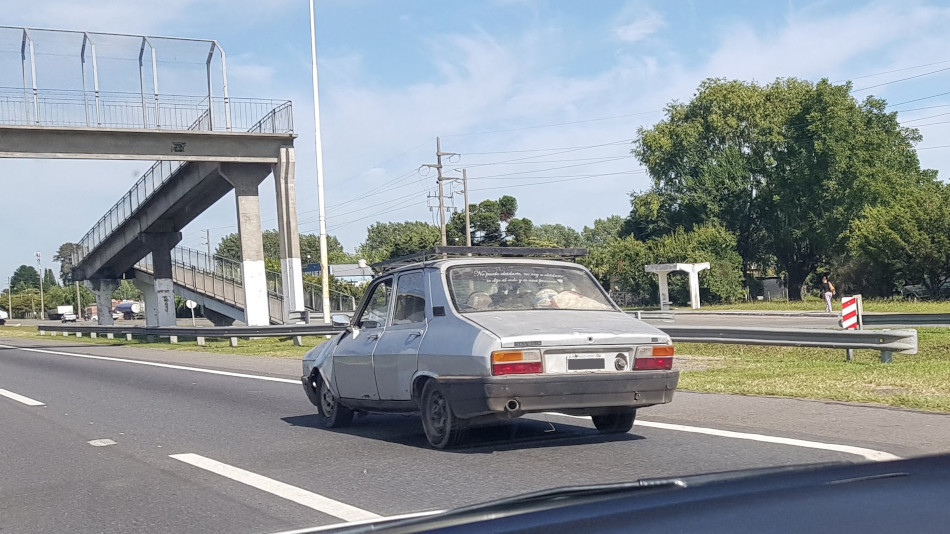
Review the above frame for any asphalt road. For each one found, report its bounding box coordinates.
[2,337,949,533]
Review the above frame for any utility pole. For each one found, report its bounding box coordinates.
[423,137,458,246]
[75,280,82,317]
[309,0,331,324]
[35,252,44,320]
[462,168,471,247]
[205,229,212,257]
[7,277,12,319]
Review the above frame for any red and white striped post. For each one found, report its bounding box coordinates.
[841,294,863,361]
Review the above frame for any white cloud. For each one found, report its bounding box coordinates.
[614,13,664,43]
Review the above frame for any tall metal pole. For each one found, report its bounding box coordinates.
[75,280,81,317]
[35,252,44,320]
[309,0,331,324]
[436,137,447,246]
[463,169,471,247]
[206,229,212,257]
[7,277,12,319]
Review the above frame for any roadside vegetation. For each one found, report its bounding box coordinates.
[676,328,950,412]
[0,325,324,358]
[698,298,950,313]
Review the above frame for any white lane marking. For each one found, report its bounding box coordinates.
[0,343,903,462]
[88,438,117,447]
[266,510,444,534]
[545,413,901,462]
[0,388,46,406]
[0,344,299,384]
[170,453,380,522]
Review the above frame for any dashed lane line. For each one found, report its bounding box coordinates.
[0,388,45,406]
[170,453,381,522]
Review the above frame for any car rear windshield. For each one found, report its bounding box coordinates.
[446,263,615,312]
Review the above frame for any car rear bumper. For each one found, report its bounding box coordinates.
[436,370,679,419]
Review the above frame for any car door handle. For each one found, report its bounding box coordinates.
[408,330,423,339]
[366,333,380,341]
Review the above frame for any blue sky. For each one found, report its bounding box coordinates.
[2,0,950,285]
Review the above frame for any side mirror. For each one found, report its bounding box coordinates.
[331,314,350,328]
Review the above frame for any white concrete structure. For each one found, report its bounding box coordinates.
[645,262,711,310]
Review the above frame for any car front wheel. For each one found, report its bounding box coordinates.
[592,408,636,433]
[316,377,353,428]
[421,380,466,449]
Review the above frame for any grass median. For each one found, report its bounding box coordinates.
[0,325,326,358]
[698,297,949,313]
[676,327,950,412]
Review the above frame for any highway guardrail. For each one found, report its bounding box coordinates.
[40,323,343,347]
[660,325,917,363]
[38,323,916,362]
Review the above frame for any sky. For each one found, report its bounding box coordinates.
[2,0,950,285]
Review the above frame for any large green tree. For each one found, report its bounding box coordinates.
[216,231,351,265]
[447,195,520,246]
[10,265,40,291]
[356,221,441,264]
[53,242,81,284]
[847,181,950,298]
[632,77,933,298]
[533,224,583,248]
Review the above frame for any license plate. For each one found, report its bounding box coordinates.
[567,356,605,371]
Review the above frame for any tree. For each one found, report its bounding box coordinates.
[533,224,583,248]
[632,77,933,299]
[43,268,59,288]
[113,279,143,301]
[847,181,950,298]
[447,195,520,246]
[356,221,441,264]
[53,242,81,284]
[11,265,40,291]
[215,231,351,266]
[504,217,535,246]
[582,216,625,248]
[647,223,745,304]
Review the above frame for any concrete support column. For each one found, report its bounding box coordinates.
[138,232,182,327]
[85,279,118,325]
[657,272,671,311]
[688,270,701,309]
[132,277,159,327]
[273,146,305,320]
[220,163,270,326]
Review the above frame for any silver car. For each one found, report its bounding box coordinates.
[301,256,679,449]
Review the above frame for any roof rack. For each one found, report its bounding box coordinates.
[372,246,589,272]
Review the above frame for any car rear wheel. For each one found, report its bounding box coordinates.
[592,408,636,433]
[316,377,353,428]
[421,380,466,449]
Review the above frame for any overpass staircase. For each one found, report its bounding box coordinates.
[134,246,357,325]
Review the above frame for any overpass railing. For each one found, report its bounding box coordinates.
[0,87,292,132]
[71,99,293,267]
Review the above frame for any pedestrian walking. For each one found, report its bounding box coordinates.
[821,276,835,313]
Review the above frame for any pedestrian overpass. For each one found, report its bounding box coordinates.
[1,26,324,326]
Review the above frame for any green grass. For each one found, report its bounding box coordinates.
[699,297,950,313]
[677,327,950,412]
[0,325,326,358]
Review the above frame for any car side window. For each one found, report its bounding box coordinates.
[392,271,426,326]
[357,278,393,329]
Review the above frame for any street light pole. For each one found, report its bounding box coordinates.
[35,252,44,320]
[309,0,331,324]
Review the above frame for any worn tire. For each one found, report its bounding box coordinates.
[592,408,636,434]
[421,380,466,449]
[316,377,353,428]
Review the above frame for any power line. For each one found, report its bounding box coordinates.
[889,91,950,107]
[853,66,950,92]
[461,139,634,156]
[470,171,646,192]
[441,111,662,137]
[836,58,950,83]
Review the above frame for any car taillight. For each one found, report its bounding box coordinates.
[633,344,674,370]
[492,350,542,376]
